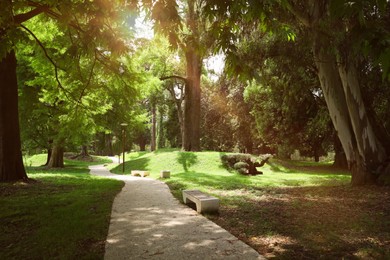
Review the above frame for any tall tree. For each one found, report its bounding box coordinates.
[0,0,134,180]
[143,0,216,151]
[205,0,390,185]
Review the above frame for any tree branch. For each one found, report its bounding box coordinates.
[27,1,84,32]
[20,24,83,107]
[14,6,49,24]
[160,75,188,83]
[285,0,310,27]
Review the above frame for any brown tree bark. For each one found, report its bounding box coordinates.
[0,50,28,182]
[80,145,89,157]
[182,0,202,152]
[183,49,201,151]
[43,139,53,166]
[44,148,52,166]
[165,81,185,147]
[333,135,348,169]
[151,103,157,151]
[47,144,64,168]
[104,133,114,156]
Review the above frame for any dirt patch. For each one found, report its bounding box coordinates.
[210,185,390,259]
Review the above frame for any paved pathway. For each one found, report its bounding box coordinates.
[89,164,264,259]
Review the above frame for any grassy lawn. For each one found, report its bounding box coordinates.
[0,154,123,259]
[109,149,390,259]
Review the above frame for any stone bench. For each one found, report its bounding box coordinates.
[131,170,150,177]
[182,190,219,213]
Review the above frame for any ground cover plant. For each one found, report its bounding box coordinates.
[110,149,390,259]
[0,154,123,259]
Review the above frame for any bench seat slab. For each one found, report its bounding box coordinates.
[182,190,219,213]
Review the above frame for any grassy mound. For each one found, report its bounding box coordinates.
[109,149,350,192]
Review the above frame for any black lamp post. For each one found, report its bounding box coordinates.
[120,123,128,173]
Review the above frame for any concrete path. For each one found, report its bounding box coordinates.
[89,164,264,259]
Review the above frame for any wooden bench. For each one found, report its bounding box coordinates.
[131,170,150,177]
[182,190,219,213]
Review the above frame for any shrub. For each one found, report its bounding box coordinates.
[234,161,249,170]
[221,153,271,175]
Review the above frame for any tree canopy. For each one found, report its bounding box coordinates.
[1,0,390,186]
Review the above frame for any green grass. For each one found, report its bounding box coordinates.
[109,149,350,199]
[107,149,390,258]
[0,155,123,259]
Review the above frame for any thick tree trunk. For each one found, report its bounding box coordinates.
[182,0,201,152]
[0,50,28,182]
[47,145,64,168]
[312,39,367,184]
[151,103,156,151]
[183,49,201,151]
[337,57,387,178]
[310,1,387,185]
[333,135,348,169]
[44,148,52,166]
[43,140,53,166]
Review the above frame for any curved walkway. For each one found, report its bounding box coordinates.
[89,164,264,259]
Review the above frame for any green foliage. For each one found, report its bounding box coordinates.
[234,161,249,169]
[240,33,333,159]
[201,76,258,152]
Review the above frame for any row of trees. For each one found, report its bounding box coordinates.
[1,0,390,186]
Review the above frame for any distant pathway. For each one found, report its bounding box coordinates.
[89,164,264,259]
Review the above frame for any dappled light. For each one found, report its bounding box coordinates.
[177,152,198,172]
[2,0,390,258]
[209,185,390,258]
[89,165,262,258]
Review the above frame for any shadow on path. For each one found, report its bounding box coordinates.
[89,164,263,259]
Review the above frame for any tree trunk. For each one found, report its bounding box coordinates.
[182,0,202,152]
[44,148,52,166]
[151,103,156,151]
[333,135,348,169]
[337,56,387,178]
[312,37,364,184]
[167,83,185,146]
[104,133,114,156]
[157,107,165,149]
[139,139,146,151]
[176,98,185,148]
[47,145,64,168]
[245,140,253,154]
[310,2,387,185]
[314,151,320,163]
[183,49,201,151]
[0,50,28,182]
[80,145,89,157]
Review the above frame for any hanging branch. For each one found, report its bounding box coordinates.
[160,75,188,83]
[20,24,76,102]
[78,49,97,103]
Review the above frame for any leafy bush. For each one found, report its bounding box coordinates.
[234,161,249,169]
[221,154,252,168]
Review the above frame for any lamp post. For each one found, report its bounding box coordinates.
[120,123,128,173]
